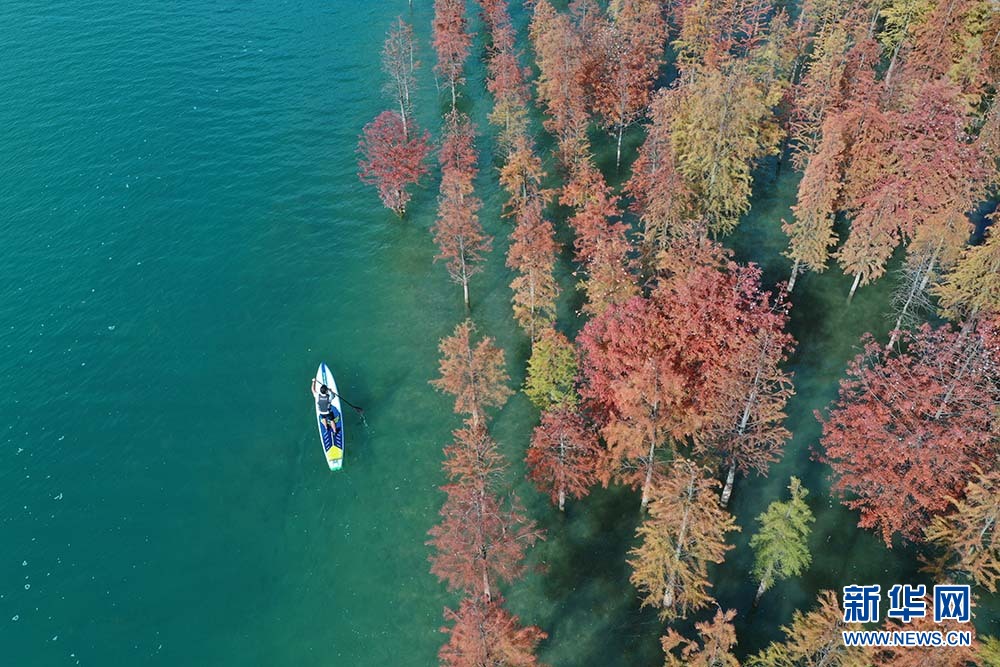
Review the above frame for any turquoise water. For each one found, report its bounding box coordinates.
[1,2,996,666]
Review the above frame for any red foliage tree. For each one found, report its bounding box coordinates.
[357,110,431,216]
[526,407,600,511]
[819,322,1000,545]
[625,90,696,256]
[432,319,513,425]
[561,162,637,315]
[439,596,547,667]
[428,478,540,600]
[580,240,786,508]
[433,112,492,309]
[592,0,666,169]
[507,193,560,340]
[530,0,591,164]
[433,0,473,109]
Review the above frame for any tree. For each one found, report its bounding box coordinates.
[439,596,547,667]
[523,328,578,410]
[506,186,559,341]
[981,637,1000,667]
[592,0,666,169]
[935,225,1000,325]
[783,112,846,291]
[749,477,814,605]
[357,111,431,216]
[661,608,740,667]
[382,18,418,138]
[433,0,473,109]
[433,113,492,309]
[693,285,795,506]
[432,320,513,425]
[581,240,789,508]
[924,465,1000,592]
[747,590,872,667]
[625,89,696,255]
[527,407,600,511]
[432,421,525,603]
[818,323,1000,545]
[628,459,740,620]
[530,1,590,163]
[561,162,638,315]
[428,477,540,600]
[666,63,784,234]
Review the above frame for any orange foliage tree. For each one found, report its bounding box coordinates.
[433,0,473,109]
[661,608,739,667]
[439,596,547,667]
[628,460,739,620]
[431,319,513,425]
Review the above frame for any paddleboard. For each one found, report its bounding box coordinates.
[314,362,344,471]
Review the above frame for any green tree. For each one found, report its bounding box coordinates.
[749,477,815,605]
[523,327,578,410]
[981,636,1000,666]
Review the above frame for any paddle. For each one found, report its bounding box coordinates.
[330,391,364,416]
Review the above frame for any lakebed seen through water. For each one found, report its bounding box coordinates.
[0,1,996,665]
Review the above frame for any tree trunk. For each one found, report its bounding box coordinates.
[640,436,656,510]
[463,277,470,311]
[720,463,737,508]
[482,568,491,601]
[450,79,457,111]
[753,571,770,607]
[787,258,800,292]
[616,124,624,172]
[888,243,940,349]
[847,272,862,303]
[558,433,567,512]
[663,469,696,609]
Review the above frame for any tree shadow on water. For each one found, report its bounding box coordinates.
[531,485,664,666]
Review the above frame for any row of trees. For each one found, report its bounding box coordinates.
[353,0,1000,663]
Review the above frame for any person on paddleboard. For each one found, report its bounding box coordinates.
[311,379,340,435]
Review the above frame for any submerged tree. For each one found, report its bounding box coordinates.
[872,600,982,666]
[433,112,491,309]
[819,323,1000,545]
[507,193,559,341]
[428,477,540,600]
[527,407,600,511]
[591,0,666,169]
[582,240,792,508]
[628,459,739,620]
[925,465,1000,593]
[439,595,547,667]
[661,608,740,667]
[523,327,578,411]
[747,590,872,667]
[749,477,815,605]
[382,18,418,138]
[357,110,431,216]
[432,320,513,424]
[433,0,473,109]
[694,284,795,506]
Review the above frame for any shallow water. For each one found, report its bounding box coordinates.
[1,1,995,665]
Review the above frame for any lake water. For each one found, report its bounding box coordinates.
[1,1,995,665]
